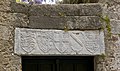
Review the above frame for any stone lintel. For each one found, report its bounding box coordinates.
[30,3,102,16]
[29,16,102,29]
[14,28,105,55]
[11,3,102,16]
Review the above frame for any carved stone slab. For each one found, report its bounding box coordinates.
[14,28,105,55]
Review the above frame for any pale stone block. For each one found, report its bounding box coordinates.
[15,28,105,55]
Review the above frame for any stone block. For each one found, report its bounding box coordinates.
[11,2,30,14]
[0,12,28,27]
[14,28,105,55]
[110,20,120,34]
[29,16,102,29]
[107,12,120,20]
[30,4,102,16]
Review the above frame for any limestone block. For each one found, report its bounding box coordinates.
[30,4,102,16]
[110,20,120,34]
[14,28,105,55]
[29,16,102,29]
[0,12,28,27]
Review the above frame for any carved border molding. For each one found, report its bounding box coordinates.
[14,28,105,55]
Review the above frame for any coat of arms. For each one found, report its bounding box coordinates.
[36,32,53,53]
[20,31,36,53]
[54,32,69,53]
[84,31,100,53]
[69,32,84,53]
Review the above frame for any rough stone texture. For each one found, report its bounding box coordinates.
[106,12,120,20]
[95,35,120,71]
[0,12,29,27]
[0,0,15,12]
[0,0,11,12]
[0,25,21,71]
[11,2,30,14]
[0,25,12,40]
[95,0,120,71]
[0,0,119,71]
[110,20,120,34]
[15,28,105,55]
[30,4,102,16]
[29,16,102,29]
[0,39,21,71]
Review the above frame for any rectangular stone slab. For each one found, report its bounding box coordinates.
[14,28,105,55]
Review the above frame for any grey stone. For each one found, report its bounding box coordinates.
[106,12,120,20]
[15,28,105,55]
[11,2,30,14]
[110,20,120,34]
[29,3,102,16]
[29,16,102,29]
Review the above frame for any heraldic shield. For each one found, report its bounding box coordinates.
[36,32,53,53]
[20,31,36,53]
[84,31,100,53]
[69,32,84,53]
[54,32,69,53]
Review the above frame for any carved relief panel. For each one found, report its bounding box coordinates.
[15,28,105,55]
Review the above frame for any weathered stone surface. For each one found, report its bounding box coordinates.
[0,0,11,12]
[0,0,15,12]
[11,2,30,14]
[106,12,120,20]
[29,16,102,29]
[30,4,102,16]
[0,37,21,71]
[0,0,119,71]
[15,28,105,55]
[110,20,120,34]
[0,12,28,27]
[0,25,12,40]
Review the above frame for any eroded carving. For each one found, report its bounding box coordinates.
[15,28,105,55]
[20,30,36,53]
[70,32,84,53]
[54,32,69,53]
[84,31,100,53]
[36,31,53,53]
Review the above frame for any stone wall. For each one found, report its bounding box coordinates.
[0,0,22,71]
[0,0,120,71]
[95,0,120,71]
